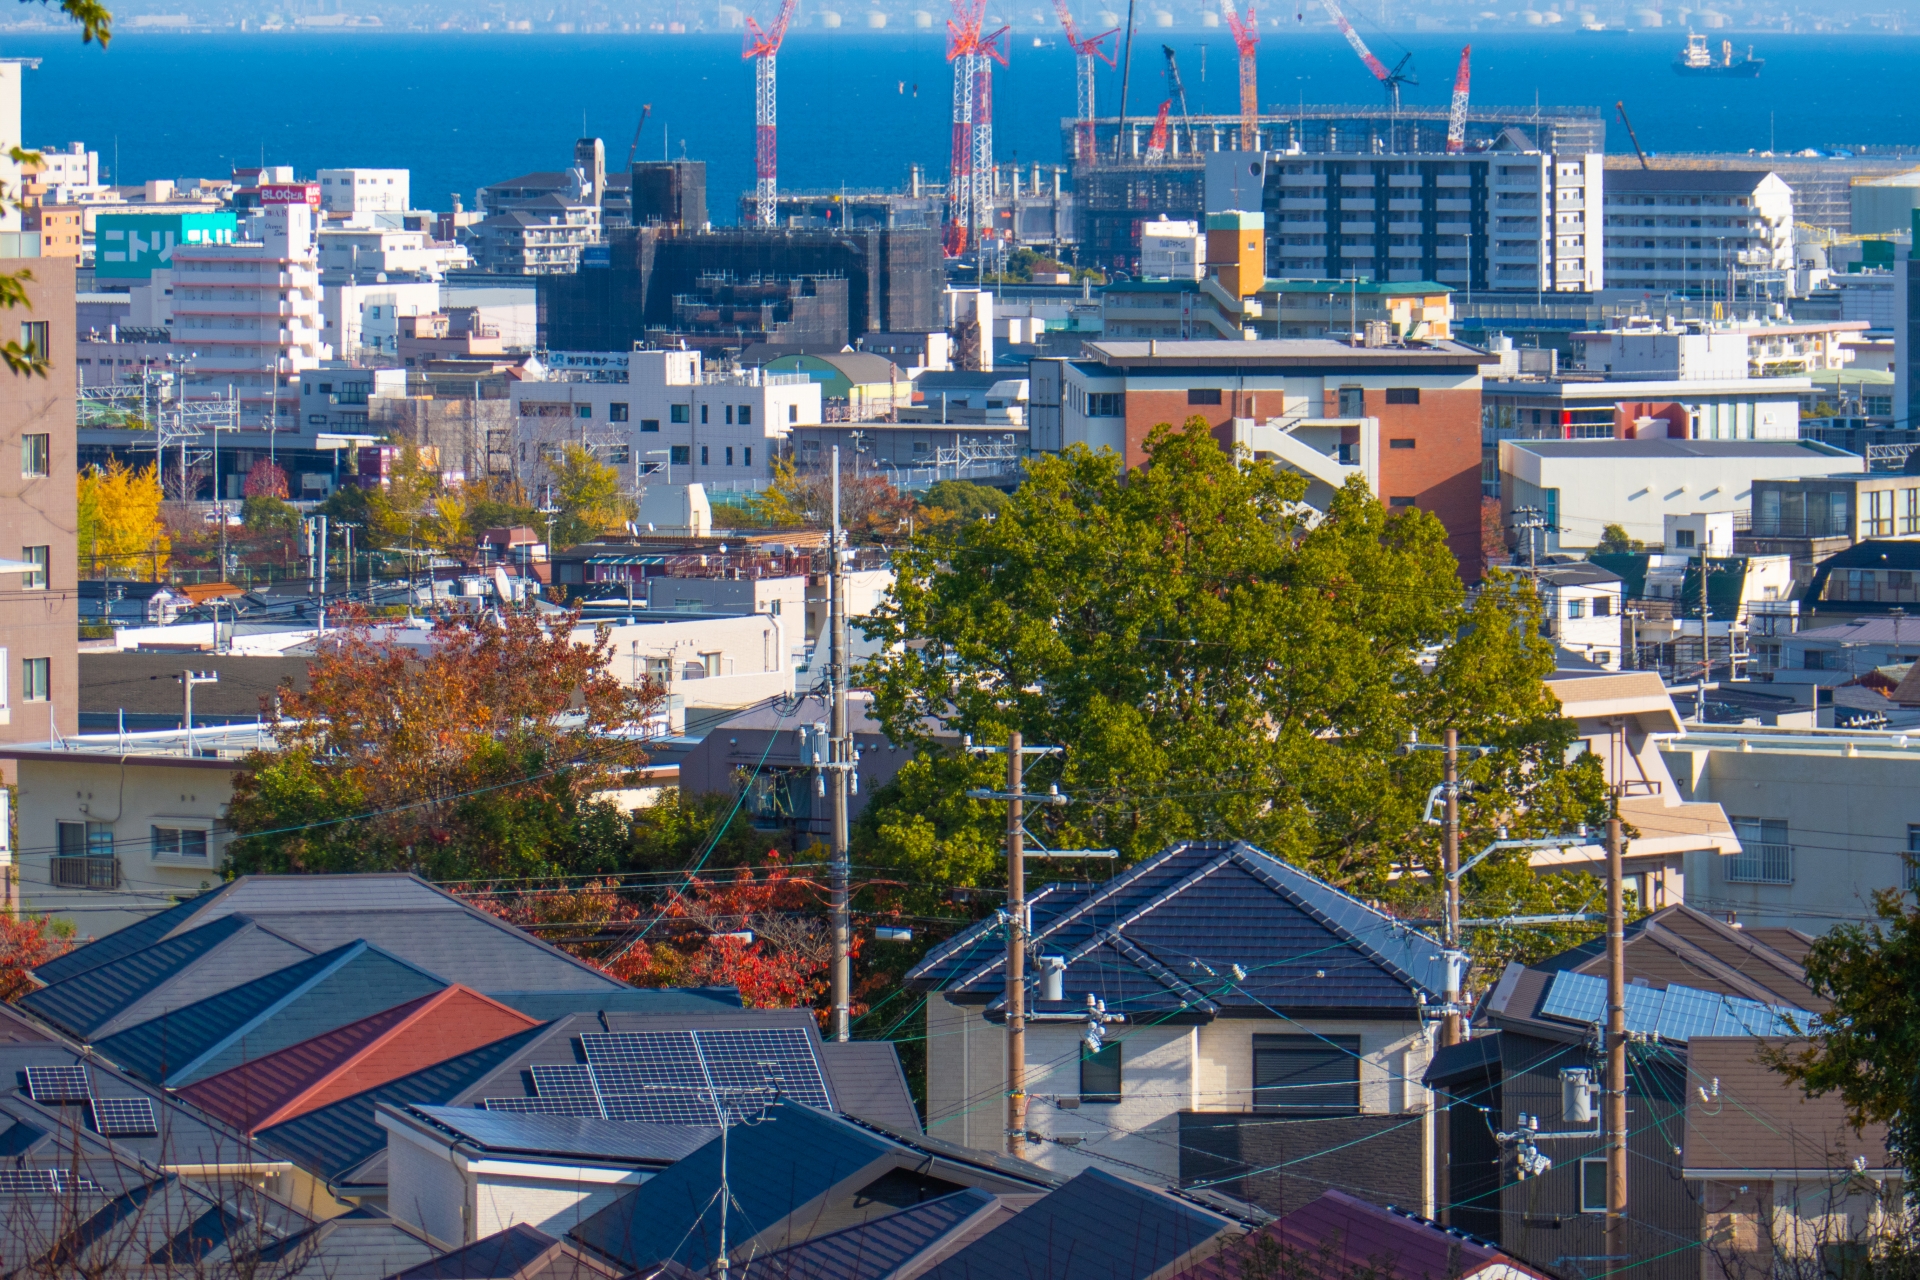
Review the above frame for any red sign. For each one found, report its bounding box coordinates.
[259,182,320,208]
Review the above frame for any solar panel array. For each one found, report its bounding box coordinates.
[24,1065,90,1103]
[90,1097,159,1137]
[0,1169,103,1195]
[1538,971,1811,1043]
[483,1027,832,1125]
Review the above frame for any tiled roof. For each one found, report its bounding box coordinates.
[260,1208,447,1280]
[1169,1189,1545,1280]
[1682,1037,1893,1177]
[178,985,540,1132]
[920,1168,1236,1280]
[907,841,1447,1018]
[20,915,315,1040]
[1530,904,1824,1012]
[32,889,212,984]
[742,1187,997,1279]
[382,1222,621,1280]
[95,941,447,1087]
[256,1027,550,1187]
[816,1041,921,1134]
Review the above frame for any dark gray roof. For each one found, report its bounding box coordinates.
[1605,168,1781,194]
[817,1041,921,1134]
[263,1208,447,1280]
[382,1223,581,1280]
[397,1104,716,1165]
[908,841,1448,1018]
[745,1186,997,1279]
[79,651,310,718]
[1524,561,1625,587]
[921,1168,1236,1280]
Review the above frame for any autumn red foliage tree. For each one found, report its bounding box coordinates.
[226,605,661,881]
[242,458,290,500]
[0,913,72,1002]
[458,858,847,1014]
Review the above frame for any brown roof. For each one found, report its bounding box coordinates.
[1683,1038,1893,1176]
[176,581,245,603]
[1558,905,1826,1013]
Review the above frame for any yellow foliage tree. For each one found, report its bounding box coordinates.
[549,444,635,549]
[77,457,169,581]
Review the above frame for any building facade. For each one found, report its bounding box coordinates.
[1601,169,1794,301]
[317,168,410,215]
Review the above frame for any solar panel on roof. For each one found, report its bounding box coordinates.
[90,1097,158,1137]
[529,1064,602,1114]
[0,1169,101,1195]
[580,1031,707,1096]
[482,1097,601,1117]
[602,1092,726,1126]
[692,1029,832,1110]
[24,1066,90,1103]
[1538,971,1809,1043]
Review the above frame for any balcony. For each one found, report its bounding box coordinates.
[51,856,121,890]
[1725,842,1792,884]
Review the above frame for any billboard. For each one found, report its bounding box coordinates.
[95,212,239,280]
[259,182,321,208]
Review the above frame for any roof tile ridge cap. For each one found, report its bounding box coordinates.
[1636,920,1810,1007]
[163,940,376,1086]
[1089,928,1217,1008]
[1228,843,1438,986]
[948,842,1201,991]
[243,986,463,1132]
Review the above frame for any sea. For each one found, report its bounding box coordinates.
[6,29,1918,222]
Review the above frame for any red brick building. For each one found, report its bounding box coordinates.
[1029,338,1498,579]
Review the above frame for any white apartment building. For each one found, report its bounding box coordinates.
[171,202,331,426]
[1574,316,1869,380]
[1140,216,1204,280]
[512,349,821,492]
[320,277,441,362]
[318,226,467,279]
[1601,169,1794,300]
[317,168,410,214]
[0,60,33,235]
[32,141,106,202]
[1524,560,1626,669]
[1205,146,1603,293]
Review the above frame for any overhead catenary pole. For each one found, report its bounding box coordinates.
[1005,728,1026,1159]
[829,447,852,1043]
[1441,727,1461,1047]
[1604,802,1628,1265]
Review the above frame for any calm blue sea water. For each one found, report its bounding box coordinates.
[6,30,1917,221]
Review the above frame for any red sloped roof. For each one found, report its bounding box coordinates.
[1171,1190,1551,1280]
[177,985,540,1133]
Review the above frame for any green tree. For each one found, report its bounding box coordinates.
[241,494,299,533]
[919,479,1007,526]
[1596,523,1645,555]
[1768,887,1920,1200]
[857,418,1607,909]
[549,444,635,549]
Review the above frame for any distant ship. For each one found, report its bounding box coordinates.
[1673,33,1763,77]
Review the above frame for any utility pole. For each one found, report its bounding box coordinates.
[1604,797,1628,1268]
[1004,728,1026,1160]
[1441,727,1461,1047]
[828,447,852,1044]
[1698,534,1712,686]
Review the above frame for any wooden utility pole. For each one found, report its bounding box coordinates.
[1004,729,1027,1159]
[1441,727,1462,1047]
[1604,804,1628,1266]
[828,448,852,1043]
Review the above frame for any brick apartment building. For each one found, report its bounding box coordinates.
[1029,337,1497,578]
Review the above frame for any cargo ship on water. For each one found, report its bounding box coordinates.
[1674,33,1763,77]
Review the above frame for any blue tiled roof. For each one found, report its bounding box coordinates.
[257,1026,549,1184]
[32,888,224,984]
[750,1186,996,1279]
[921,1168,1233,1280]
[569,1101,896,1271]
[906,841,1447,1019]
[19,913,255,1038]
[94,942,446,1087]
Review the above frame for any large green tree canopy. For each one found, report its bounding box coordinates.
[857,419,1607,916]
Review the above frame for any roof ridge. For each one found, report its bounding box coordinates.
[236,986,464,1133]
[163,940,382,1084]
[1227,843,1443,993]
[1635,921,1811,1006]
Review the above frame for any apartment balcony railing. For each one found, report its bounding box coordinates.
[1725,842,1793,885]
[51,855,121,890]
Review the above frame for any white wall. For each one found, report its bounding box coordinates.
[318,168,411,214]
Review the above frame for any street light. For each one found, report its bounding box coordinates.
[646,448,672,485]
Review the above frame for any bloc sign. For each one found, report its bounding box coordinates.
[259,182,321,208]
[96,213,238,280]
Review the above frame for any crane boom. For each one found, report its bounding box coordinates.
[1220,0,1258,152]
[1445,46,1469,153]
[1616,99,1651,170]
[1145,99,1172,163]
[625,103,652,168]
[1162,44,1195,153]
[743,0,801,228]
[1051,0,1118,160]
[1319,0,1388,80]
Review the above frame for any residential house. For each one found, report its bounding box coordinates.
[1768,615,1920,684]
[1536,670,1741,912]
[1663,722,1920,929]
[1029,338,1493,576]
[907,839,1449,1216]
[1742,474,1920,579]
[1520,561,1626,670]
[1802,540,1920,619]
[1499,439,1862,555]
[1431,907,1890,1280]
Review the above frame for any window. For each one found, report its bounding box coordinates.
[575,404,592,419]
[701,404,709,424]
[670,445,690,465]
[1580,1158,1608,1213]
[1389,439,1416,449]
[21,545,46,590]
[1672,528,1696,549]
[788,405,797,423]
[1385,387,1421,405]
[671,404,690,424]
[21,433,48,477]
[1903,489,1920,537]
[1567,598,1586,619]
[57,821,84,859]
[1907,825,1920,890]
[22,657,48,701]
[1338,386,1365,416]
[1728,816,1792,883]
[1252,1034,1360,1115]
[700,445,710,466]
[1081,1043,1122,1103]
[1831,491,1850,536]
[20,321,47,362]
[1389,496,1416,508]
[1188,388,1222,406]
[744,447,753,467]
[1085,392,1124,417]
[725,404,734,425]
[608,402,630,422]
[739,405,752,426]
[1867,489,1895,537]
[152,826,209,860]
[640,418,660,433]
[603,444,631,464]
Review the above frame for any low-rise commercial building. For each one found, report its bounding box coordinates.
[1574,315,1868,379]
[1139,216,1204,280]
[317,167,410,215]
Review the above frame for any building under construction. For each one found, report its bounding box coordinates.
[1068,104,1605,273]
[732,165,1078,256]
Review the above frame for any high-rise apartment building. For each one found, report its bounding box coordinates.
[171,202,331,426]
[1601,169,1794,301]
[1205,145,1604,294]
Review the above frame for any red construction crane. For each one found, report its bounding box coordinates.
[742,0,800,228]
[1445,45,1470,153]
[1319,0,1415,108]
[946,0,1009,256]
[1144,99,1172,163]
[1220,0,1258,152]
[1049,0,1119,162]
